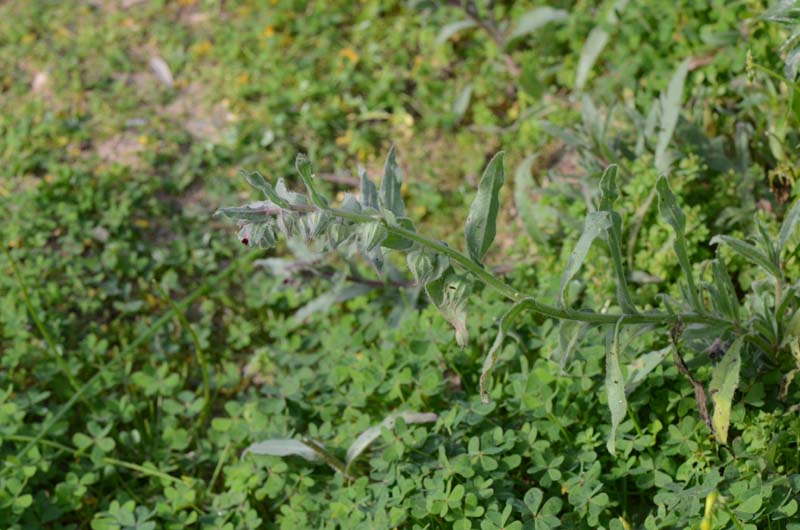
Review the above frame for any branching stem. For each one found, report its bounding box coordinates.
[271,203,732,329]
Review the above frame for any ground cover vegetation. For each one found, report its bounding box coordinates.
[2,0,800,528]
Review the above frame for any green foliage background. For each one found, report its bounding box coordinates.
[1,0,799,529]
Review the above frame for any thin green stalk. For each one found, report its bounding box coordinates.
[208,442,230,495]
[5,434,184,485]
[3,245,82,394]
[4,251,256,477]
[153,282,212,430]
[291,203,732,329]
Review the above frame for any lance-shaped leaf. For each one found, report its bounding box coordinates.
[709,257,740,322]
[242,439,320,461]
[479,298,533,403]
[710,235,781,280]
[624,346,670,395]
[574,0,628,91]
[425,270,471,347]
[216,204,273,221]
[244,171,291,209]
[435,19,478,45]
[379,146,405,217]
[656,177,702,312]
[295,154,329,209]
[709,337,743,445]
[558,211,612,307]
[779,199,800,255]
[556,320,590,373]
[345,411,437,470]
[359,166,379,211]
[506,7,568,43]
[605,319,627,455]
[655,58,690,173]
[599,166,637,313]
[465,152,505,264]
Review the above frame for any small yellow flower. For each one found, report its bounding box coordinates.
[236,72,250,85]
[262,25,275,38]
[133,219,150,229]
[339,47,359,64]
[192,40,213,57]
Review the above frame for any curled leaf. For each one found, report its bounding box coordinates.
[465,152,505,264]
[295,154,329,209]
[243,439,320,461]
[709,337,743,445]
[345,411,437,469]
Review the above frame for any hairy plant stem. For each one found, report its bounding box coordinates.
[276,203,732,329]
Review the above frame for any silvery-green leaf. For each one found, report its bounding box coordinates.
[382,217,415,250]
[216,205,272,221]
[655,58,690,173]
[558,211,612,307]
[507,7,569,43]
[605,319,627,455]
[295,154,329,209]
[657,177,702,311]
[435,19,478,45]
[243,439,320,461]
[345,411,437,469]
[425,270,471,347]
[599,166,636,313]
[624,346,670,395]
[575,28,609,92]
[709,258,740,321]
[340,193,362,214]
[379,146,405,217]
[453,84,473,124]
[556,320,590,372]
[276,178,309,206]
[359,166,379,210]
[465,152,505,264]
[480,299,533,403]
[710,235,781,280]
[709,337,743,444]
[779,199,800,255]
[574,0,628,92]
[245,171,291,209]
[360,222,387,252]
[407,250,449,285]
